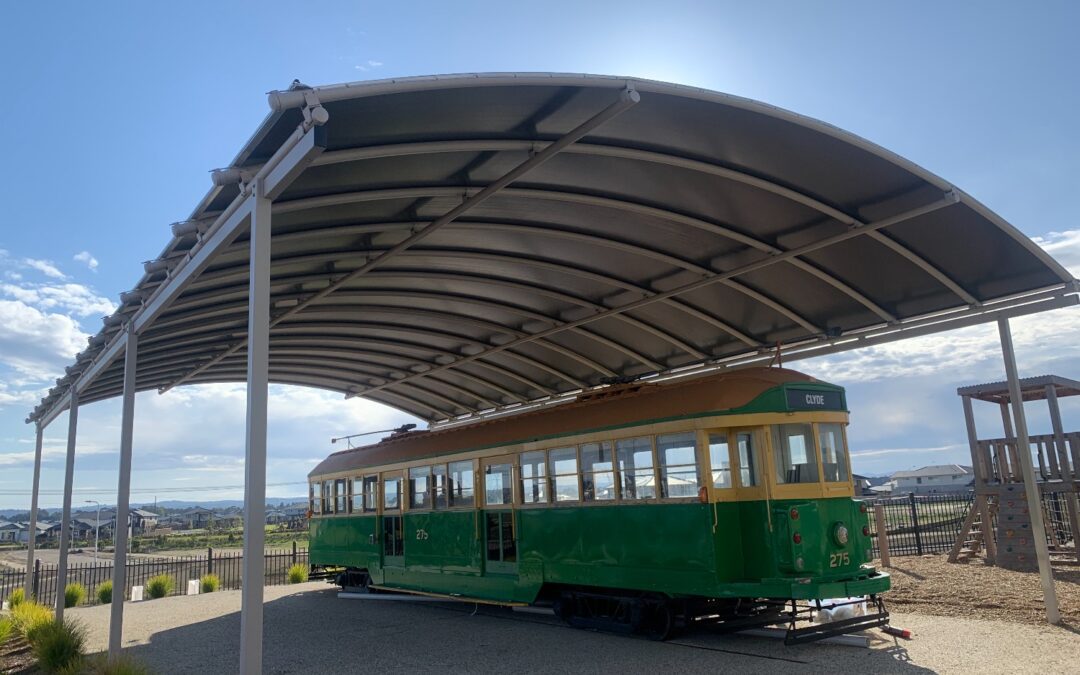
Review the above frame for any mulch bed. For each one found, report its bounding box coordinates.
[0,636,39,674]
[881,553,1080,627]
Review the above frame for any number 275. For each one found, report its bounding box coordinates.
[829,552,850,568]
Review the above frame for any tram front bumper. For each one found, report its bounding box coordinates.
[784,571,891,600]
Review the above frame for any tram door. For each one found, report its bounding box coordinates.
[482,457,517,576]
[381,473,404,568]
[730,428,766,499]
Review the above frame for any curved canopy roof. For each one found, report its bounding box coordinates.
[28,73,1078,426]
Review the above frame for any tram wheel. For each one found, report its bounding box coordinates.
[643,602,675,641]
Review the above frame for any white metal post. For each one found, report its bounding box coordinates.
[24,422,44,597]
[997,318,1061,624]
[240,184,271,675]
[109,328,138,659]
[55,392,79,621]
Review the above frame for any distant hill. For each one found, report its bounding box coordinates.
[1,497,307,518]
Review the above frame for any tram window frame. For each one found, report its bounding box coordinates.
[484,459,514,506]
[362,475,379,512]
[350,477,364,513]
[581,441,616,502]
[736,431,760,488]
[334,478,347,514]
[520,451,549,505]
[708,433,733,489]
[383,474,402,512]
[657,432,701,499]
[616,435,657,500]
[432,464,448,510]
[818,422,850,483]
[310,483,320,516]
[409,466,432,510]
[448,459,476,508]
[322,480,334,515]
[772,423,820,485]
[548,446,581,502]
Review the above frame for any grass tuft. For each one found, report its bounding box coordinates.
[146,574,174,599]
[97,580,113,604]
[200,573,220,593]
[11,600,53,641]
[64,582,86,608]
[30,619,86,673]
[0,617,12,646]
[287,563,308,584]
[7,587,25,609]
[77,653,153,675]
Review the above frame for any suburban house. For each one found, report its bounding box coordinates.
[0,520,21,542]
[17,521,60,543]
[890,464,974,495]
[130,509,159,533]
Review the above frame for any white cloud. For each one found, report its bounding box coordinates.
[73,251,99,272]
[354,59,384,71]
[0,300,87,381]
[0,282,115,317]
[23,258,67,279]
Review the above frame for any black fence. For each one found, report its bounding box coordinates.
[1,545,308,609]
[866,491,1076,558]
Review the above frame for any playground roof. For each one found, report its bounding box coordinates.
[27,73,1079,426]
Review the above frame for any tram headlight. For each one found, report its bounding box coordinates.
[833,523,849,546]
[794,556,805,571]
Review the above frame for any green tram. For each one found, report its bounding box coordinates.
[307,367,890,642]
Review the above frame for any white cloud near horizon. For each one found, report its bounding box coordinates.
[23,258,67,279]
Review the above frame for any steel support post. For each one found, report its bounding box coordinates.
[239,185,271,674]
[24,422,44,597]
[109,328,138,658]
[997,318,1061,624]
[55,393,79,621]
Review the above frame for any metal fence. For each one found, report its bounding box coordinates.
[0,545,308,608]
[867,491,1075,557]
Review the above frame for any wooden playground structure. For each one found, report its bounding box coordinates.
[951,375,1080,568]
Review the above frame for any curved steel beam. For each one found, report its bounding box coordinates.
[305,138,978,304]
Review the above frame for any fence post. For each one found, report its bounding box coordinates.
[909,492,924,555]
[32,558,41,599]
[207,547,213,576]
[292,541,297,565]
[874,503,891,567]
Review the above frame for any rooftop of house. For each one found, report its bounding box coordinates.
[891,464,974,479]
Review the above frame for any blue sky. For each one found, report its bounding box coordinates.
[0,1,1078,508]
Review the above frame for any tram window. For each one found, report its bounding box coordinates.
[737,432,759,487]
[819,423,850,482]
[485,462,514,505]
[350,478,363,513]
[335,479,347,513]
[383,477,401,511]
[383,516,403,557]
[520,451,549,504]
[362,476,378,512]
[657,432,700,498]
[433,464,448,509]
[709,434,732,489]
[581,441,616,501]
[410,466,432,509]
[486,512,517,563]
[322,480,334,514]
[549,447,580,502]
[773,424,820,484]
[310,483,320,515]
[448,460,475,508]
[616,436,656,500]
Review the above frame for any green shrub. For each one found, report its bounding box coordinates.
[146,574,174,599]
[76,653,152,675]
[31,619,86,673]
[0,617,12,646]
[11,600,53,640]
[97,580,113,604]
[64,582,86,608]
[287,563,308,584]
[7,587,25,609]
[200,573,220,593]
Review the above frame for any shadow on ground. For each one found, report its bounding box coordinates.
[104,587,935,674]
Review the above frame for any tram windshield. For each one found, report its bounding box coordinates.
[772,423,820,484]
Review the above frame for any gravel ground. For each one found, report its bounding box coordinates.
[882,554,1080,625]
[63,583,1080,674]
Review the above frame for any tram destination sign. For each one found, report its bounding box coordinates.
[785,388,845,411]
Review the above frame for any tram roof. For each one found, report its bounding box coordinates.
[27,73,1079,427]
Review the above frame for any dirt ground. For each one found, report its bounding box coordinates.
[882,554,1080,626]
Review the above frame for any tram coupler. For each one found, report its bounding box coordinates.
[783,595,890,645]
